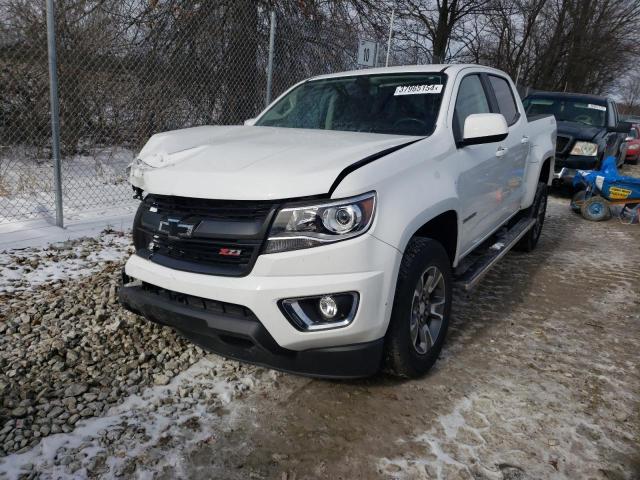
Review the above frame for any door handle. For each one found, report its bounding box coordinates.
[496,146,509,158]
[521,136,530,144]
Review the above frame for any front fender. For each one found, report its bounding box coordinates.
[390,197,460,256]
[330,136,462,263]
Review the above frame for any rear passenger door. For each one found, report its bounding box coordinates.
[486,74,528,223]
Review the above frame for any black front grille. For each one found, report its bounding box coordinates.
[152,236,256,265]
[133,194,279,276]
[148,195,274,221]
[556,135,572,154]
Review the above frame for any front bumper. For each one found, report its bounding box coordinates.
[119,281,384,378]
[120,232,402,377]
[553,155,599,184]
[553,167,577,183]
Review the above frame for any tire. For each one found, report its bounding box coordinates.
[581,196,611,221]
[515,182,548,252]
[570,190,587,214]
[384,238,452,378]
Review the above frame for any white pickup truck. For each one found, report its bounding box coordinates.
[120,64,556,378]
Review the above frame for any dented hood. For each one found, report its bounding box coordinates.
[131,125,419,200]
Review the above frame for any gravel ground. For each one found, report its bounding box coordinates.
[1,169,639,479]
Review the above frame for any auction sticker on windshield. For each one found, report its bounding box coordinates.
[394,84,443,95]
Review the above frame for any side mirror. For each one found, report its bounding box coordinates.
[244,118,256,126]
[608,120,631,133]
[459,113,508,147]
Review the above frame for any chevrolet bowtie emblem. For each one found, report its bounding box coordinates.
[158,218,200,239]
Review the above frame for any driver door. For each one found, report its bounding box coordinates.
[451,74,505,256]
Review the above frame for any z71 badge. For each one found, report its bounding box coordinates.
[219,248,242,257]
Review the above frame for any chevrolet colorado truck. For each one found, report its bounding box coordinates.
[522,91,630,184]
[119,65,557,378]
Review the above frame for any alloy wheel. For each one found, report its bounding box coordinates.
[409,266,446,355]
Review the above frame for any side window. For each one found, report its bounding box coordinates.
[489,75,519,126]
[453,75,491,138]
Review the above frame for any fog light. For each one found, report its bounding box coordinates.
[279,292,359,331]
[319,296,338,319]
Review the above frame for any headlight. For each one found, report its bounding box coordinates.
[264,192,376,253]
[570,141,598,156]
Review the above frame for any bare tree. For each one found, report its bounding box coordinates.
[401,0,493,62]
[351,0,494,64]
[3,0,640,159]
[619,72,640,115]
[464,0,640,94]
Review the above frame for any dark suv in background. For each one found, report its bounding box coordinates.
[522,92,630,184]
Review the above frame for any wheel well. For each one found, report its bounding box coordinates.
[540,157,552,184]
[412,211,458,264]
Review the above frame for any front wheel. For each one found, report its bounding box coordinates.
[384,238,452,378]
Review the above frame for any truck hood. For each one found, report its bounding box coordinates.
[556,121,602,141]
[131,126,419,200]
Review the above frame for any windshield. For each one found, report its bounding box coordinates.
[522,97,607,127]
[255,73,447,136]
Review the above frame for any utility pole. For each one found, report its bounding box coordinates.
[385,6,395,67]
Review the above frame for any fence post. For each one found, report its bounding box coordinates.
[46,0,64,228]
[265,11,276,107]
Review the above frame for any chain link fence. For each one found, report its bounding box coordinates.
[0,1,368,225]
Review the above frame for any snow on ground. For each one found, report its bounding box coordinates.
[0,226,275,479]
[0,187,638,479]
[0,147,137,225]
[0,357,276,480]
[0,230,132,294]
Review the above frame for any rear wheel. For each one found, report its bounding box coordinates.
[515,182,547,252]
[385,238,452,378]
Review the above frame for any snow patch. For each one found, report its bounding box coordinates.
[0,231,132,294]
[0,356,266,480]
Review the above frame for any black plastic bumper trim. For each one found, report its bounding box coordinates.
[118,282,384,379]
